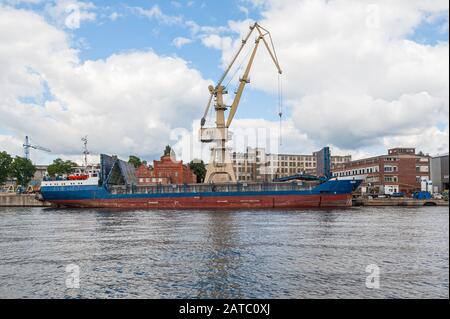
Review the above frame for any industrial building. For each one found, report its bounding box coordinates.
[431,153,449,193]
[332,148,430,195]
[231,147,351,182]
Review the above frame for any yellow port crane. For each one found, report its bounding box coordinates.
[199,22,282,183]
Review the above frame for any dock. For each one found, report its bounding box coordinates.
[353,197,449,207]
[0,194,51,207]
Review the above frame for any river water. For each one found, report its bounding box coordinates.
[0,206,448,299]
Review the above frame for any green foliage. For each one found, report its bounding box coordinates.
[10,157,36,187]
[189,159,206,183]
[47,158,77,177]
[128,155,142,168]
[0,151,13,185]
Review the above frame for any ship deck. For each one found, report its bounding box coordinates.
[108,181,318,195]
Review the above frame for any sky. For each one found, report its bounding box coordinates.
[0,0,448,165]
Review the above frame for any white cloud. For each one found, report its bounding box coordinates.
[109,11,120,21]
[172,37,192,48]
[202,0,449,156]
[0,135,23,158]
[0,6,212,163]
[129,4,183,26]
[383,125,449,156]
[45,0,96,29]
[238,5,249,18]
[201,34,233,51]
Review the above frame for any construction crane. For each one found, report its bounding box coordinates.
[23,136,51,160]
[199,22,282,183]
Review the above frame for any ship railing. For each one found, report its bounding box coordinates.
[108,181,316,195]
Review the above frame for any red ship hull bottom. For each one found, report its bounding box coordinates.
[50,194,353,209]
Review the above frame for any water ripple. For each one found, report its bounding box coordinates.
[0,207,448,299]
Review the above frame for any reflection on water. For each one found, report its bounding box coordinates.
[0,207,448,299]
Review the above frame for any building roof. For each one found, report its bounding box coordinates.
[432,153,449,158]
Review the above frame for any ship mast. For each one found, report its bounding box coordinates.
[81,136,89,170]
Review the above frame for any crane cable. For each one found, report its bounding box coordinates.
[278,72,283,147]
[224,42,254,92]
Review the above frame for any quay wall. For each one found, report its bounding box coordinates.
[353,197,449,207]
[0,194,51,207]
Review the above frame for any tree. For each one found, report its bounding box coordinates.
[189,159,207,183]
[164,145,172,157]
[0,151,13,185]
[47,158,77,177]
[128,155,142,168]
[10,157,36,187]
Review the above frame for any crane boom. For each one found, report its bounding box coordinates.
[23,135,51,160]
[31,145,51,152]
[225,26,282,128]
[200,22,282,183]
[200,23,259,126]
[200,22,282,128]
[225,37,261,128]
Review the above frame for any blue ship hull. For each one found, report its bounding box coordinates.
[40,179,361,209]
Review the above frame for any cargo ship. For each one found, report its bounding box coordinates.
[37,23,364,209]
[38,154,362,209]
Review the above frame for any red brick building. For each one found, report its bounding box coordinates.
[135,164,167,186]
[332,148,430,195]
[153,154,197,184]
[135,154,197,185]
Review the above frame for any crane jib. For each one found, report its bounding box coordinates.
[199,22,283,184]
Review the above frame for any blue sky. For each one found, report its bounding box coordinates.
[8,0,288,121]
[0,0,448,163]
[12,0,446,123]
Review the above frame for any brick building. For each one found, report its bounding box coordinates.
[135,164,167,186]
[332,148,430,195]
[232,147,352,182]
[136,154,197,185]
